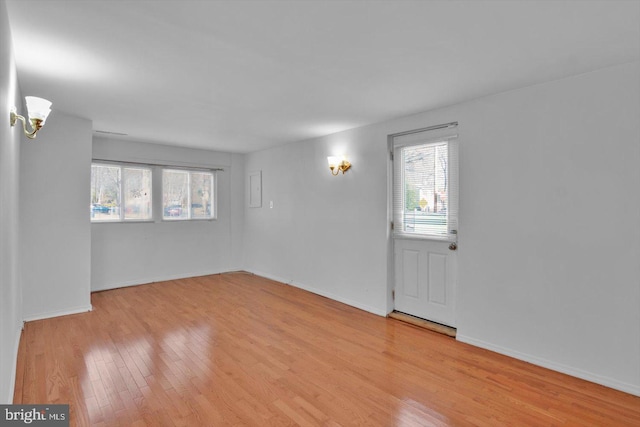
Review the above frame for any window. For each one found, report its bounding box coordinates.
[162,169,215,220]
[393,135,458,240]
[91,163,152,222]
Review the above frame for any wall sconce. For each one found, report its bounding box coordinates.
[10,96,52,139]
[327,155,351,175]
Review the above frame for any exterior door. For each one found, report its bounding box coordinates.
[391,125,459,327]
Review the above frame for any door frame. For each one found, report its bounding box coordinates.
[385,122,459,318]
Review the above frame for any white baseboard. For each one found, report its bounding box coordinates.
[245,269,388,317]
[456,334,640,397]
[22,304,93,323]
[91,268,234,292]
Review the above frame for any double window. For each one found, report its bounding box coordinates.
[90,162,216,222]
[162,169,214,220]
[91,163,152,221]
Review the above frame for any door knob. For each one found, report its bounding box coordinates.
[449,242,457,251]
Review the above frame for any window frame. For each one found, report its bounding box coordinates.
[162,168,217,222]
[392,134,458,242]
[90,162,154,223]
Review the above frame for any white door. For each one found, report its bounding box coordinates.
[391,124,459,327]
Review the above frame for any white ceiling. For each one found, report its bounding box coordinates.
[6,0,639,153]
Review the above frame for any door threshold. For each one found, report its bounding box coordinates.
[388,311,456,338]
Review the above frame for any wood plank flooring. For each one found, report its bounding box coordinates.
[13,272,640,426]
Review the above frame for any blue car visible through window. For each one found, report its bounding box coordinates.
[164,205,182,217]
[91,203,110,213]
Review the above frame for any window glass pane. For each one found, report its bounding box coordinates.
[190,172,213,219]
[90,164,121,221]
[163,170,189,219]
[124,168,152,220]
[401,141,448,236]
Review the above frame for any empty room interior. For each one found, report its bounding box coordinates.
[1,0,640,425]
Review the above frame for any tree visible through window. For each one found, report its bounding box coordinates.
[163,169,214,220]
[393,137,458,240]
[91,163,152,222]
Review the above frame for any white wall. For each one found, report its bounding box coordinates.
[91,137,244,291]
[455,63,640,396]
[243,62,640,396]
[0,0,23,403]
[20,111,93,320]
[243,129,390,315]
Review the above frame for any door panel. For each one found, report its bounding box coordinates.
[395,238,457,326]
[402,249,420,297]
[428,253,447,305]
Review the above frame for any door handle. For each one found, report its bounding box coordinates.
[449,242,457,251]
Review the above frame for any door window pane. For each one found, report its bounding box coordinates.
[393,136,458,240]
[402,141,448,235]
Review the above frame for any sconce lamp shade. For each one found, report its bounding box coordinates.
[327,154,351,175]
[25,96,52,124]
[9,96,53,139]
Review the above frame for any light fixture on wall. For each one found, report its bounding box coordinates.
[327,155,351,176]
[9,96,52,139]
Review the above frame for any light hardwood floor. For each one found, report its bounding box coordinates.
[13,272,640,426]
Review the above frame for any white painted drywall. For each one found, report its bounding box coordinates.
[0,0,23,403]
[454,62,640,396]
[90,137,244,290]
[244,133,390,315]
[243,62,640,395]
[20,111,93,320]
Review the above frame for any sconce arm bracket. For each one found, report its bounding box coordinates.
[10,108,42,139]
